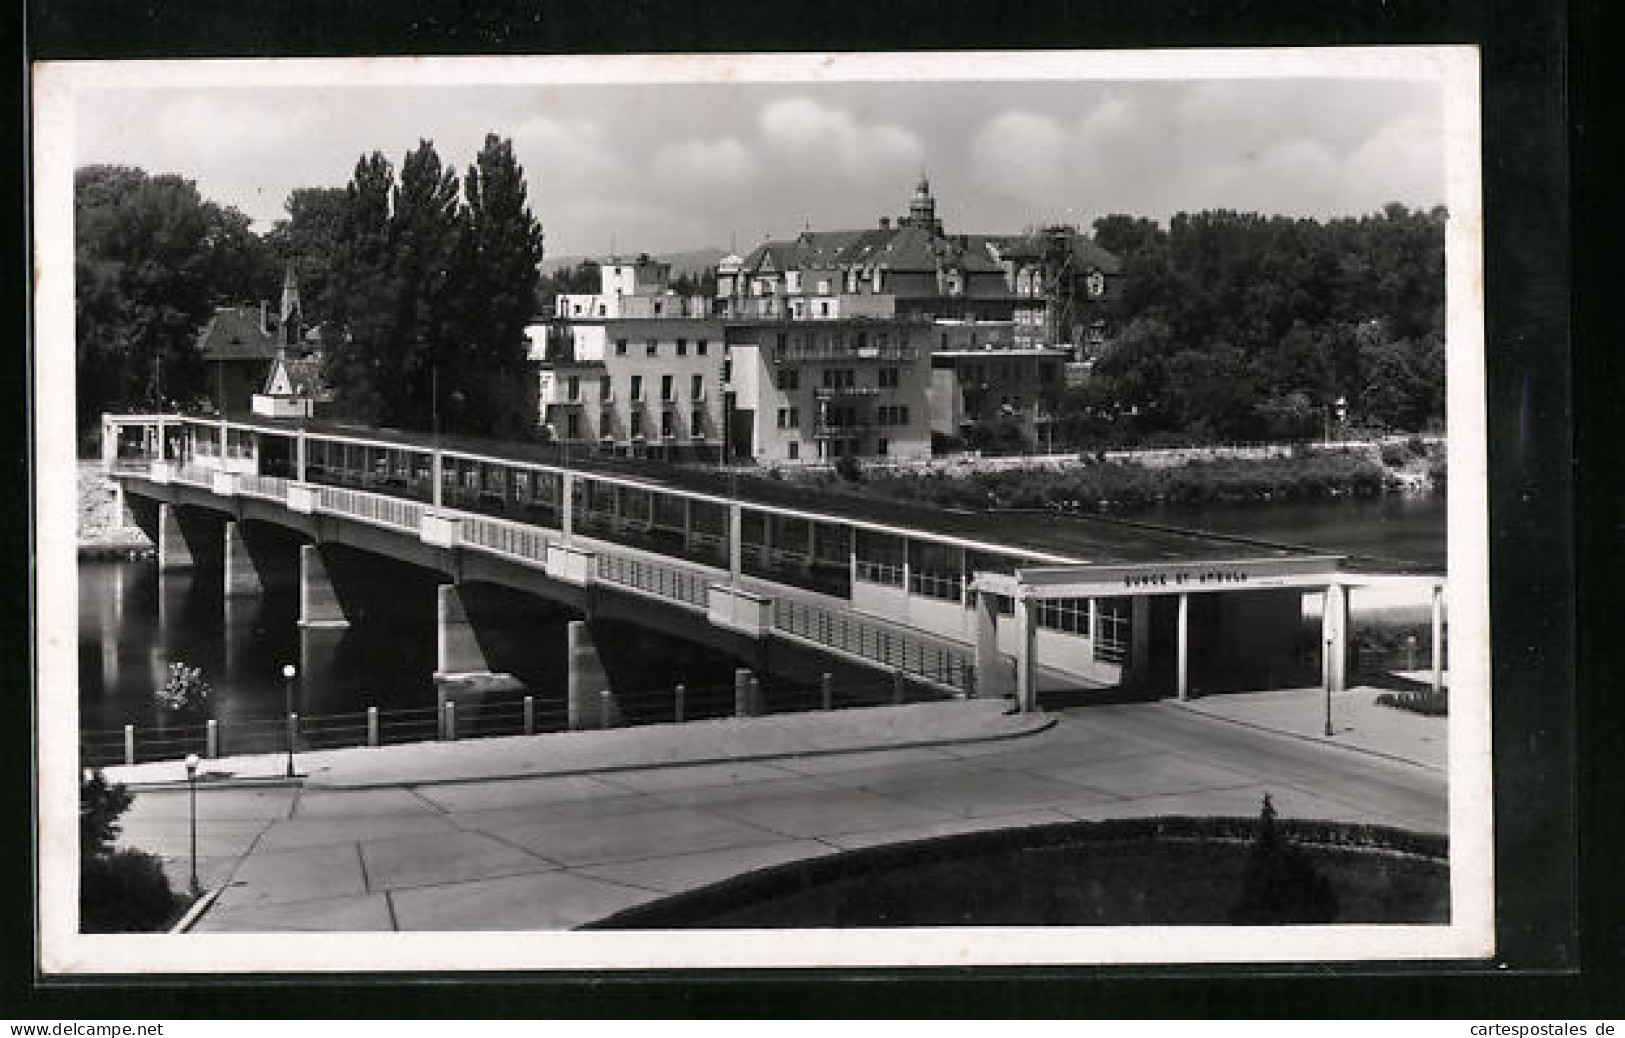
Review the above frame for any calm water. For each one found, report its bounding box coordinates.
[77,494,1447,733]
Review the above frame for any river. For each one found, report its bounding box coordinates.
[77,493,1447,736]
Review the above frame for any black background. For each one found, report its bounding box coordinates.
[12,0,1612,1018]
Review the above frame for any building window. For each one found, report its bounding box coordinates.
[691,410,705,437]
[600,410,613,435]
[822,368,854,389]
[615,339,627,356]
[696,339,709,356]
[566,375,580,401]
[646,340,658,357]
[879,367,899,389]
[776,332,788,352]
[776,369,799,391]
[653,301,663,316]
[1095,598,1130,663]
[776,407,800,429]
[661,411,674,438]
[676,338,687,356]
[599,376,612,401]
[630,411,644,438]
[819,302,830,316]
[876,437,888,456]
[566,412,580,440]
[1037,598,1090,636]
[631,375,644,401]
[661,374,674,402]
[788,442,799,460]
[691,374,704,400]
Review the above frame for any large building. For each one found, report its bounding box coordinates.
[531,179,1123,462]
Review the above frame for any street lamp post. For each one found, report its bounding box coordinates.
[183,753,200,895]
[281,663,297,778]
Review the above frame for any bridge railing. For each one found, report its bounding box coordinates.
[237,473,289,502]
[173,463,215,487]
[771,597,973,694]
[459,514,550,566]
[595,550,714,609]
[315,486,424,532]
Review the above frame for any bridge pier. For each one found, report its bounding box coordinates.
[298,543,352,629]
[566,619,617,730]
[157,503,220,571]
[223,521,265,596]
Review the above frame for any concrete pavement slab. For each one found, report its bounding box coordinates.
[254,814,459,852]
[192,892,395,933]
[411,774,630,812]
[502,807,784,867]
[213,842,368,909]
[388,870,663,930]
[153,854,240,894]
[648,776,821,808]
[443,795,660,834]
[118,829,268,859]
[574,839,840,894]
[125,787,297,821]
[358,830,556,891]
[591,760,797,793]
[697,785,960,839]
[769,747,956,775]
[824,809,1077,849]
[1052,752,1261,799]
[874,768,1104,818]
[293,788,443,817]
[803,757,997,791]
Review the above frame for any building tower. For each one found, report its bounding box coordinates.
[278,262,303,348]
[906,174,942,236]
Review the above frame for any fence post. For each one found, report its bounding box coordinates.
[599,690,612,729]
[205,719,218,759]
[748,676,762,716]
[367,706,379,748]
[734,668,752,718]
[444,700,457,741]
[892,668,906,705]
[674,683,686,724]
[523,695,535,736]
[123,724,135,766]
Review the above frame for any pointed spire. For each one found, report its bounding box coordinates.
[278,261,302,347]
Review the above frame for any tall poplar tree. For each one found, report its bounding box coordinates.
[388,140,463,431]
[458,133,546,437]
[321,152,396,425]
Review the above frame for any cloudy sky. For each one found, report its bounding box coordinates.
[73,75,1444,257]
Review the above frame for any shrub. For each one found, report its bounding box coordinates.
[1377,687,1448,716]
[1228,794,1340,924]
[81,849,181,933]
[833,454,865,483]
[1379,442,1408,467]
[1407,435,1427,457]
[154,661,212,719]
[80,769,180,932]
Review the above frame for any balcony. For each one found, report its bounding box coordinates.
[772,344,918,364]
[813,385,882,400]
[813,422,873,439]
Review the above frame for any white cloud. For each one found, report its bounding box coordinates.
[757,97,921,176]
[968,110,1069,201]
[651,136,756,189]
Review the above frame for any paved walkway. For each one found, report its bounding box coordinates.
[1176,684,1448,772]
[114,699,1447,933]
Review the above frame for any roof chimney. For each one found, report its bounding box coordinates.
[879,216,891,230]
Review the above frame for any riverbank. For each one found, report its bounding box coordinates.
[815,445,1441,515]
[78,461,153,559]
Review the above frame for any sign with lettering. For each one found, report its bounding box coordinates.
[1123,569,1251,588]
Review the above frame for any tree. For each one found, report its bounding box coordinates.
[265,186,348,326]
[74,165,274,435]
[1228,793,1339,924]
[154,661,212,720]
[321,152,398,425]
[81,769,178,932]
[456,134,546,438]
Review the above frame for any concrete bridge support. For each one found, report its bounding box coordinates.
[566,619,618,730]
[223,521,265,596]
[298,544,352,629]
[157,504,221,572]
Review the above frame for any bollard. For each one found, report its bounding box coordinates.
[523,695,535,736]
[206,719,218,759]
[892,669,906,705]
[734,668,752,718]
[1404,634,1419,671]
[599,690,612,729]
[444,701,457,741]
[748,676,762,717]
[366,706,379,748]
[674,683,686,724]
[820,672,833,712]
[124,724,135,766]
